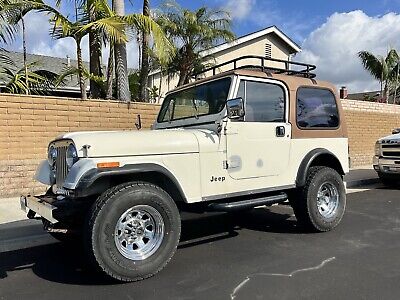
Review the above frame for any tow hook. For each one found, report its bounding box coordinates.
[27,209,37,219]
[42,219,68,234]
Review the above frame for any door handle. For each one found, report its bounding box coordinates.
[276,126,285,137]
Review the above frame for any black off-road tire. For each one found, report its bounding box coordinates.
[378,172,400,186]
[84,182,181,282]
[290,166,346,232]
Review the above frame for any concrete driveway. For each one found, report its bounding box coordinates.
[0,185,400,299]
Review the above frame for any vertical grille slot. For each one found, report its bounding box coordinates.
[55,145,68,188]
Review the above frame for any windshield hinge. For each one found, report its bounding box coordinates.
[223,160,229,170]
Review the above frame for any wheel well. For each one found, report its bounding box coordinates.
[78,171,186,203]
[296,150,345,187]
[309,153,344,175]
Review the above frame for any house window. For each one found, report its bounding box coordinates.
[265,43,272,58]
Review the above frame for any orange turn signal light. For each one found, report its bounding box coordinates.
[97,162,120,169]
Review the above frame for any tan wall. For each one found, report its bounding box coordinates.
[342,99,400,167]
[1,94,400,198]
[0,94,160,198]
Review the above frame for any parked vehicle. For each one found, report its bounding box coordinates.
[374,131,400,185]
[20,56,349,282]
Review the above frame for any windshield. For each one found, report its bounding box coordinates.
[157,78,232,123]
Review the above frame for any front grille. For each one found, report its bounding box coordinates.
[381,143,400,158]
[55,145,68,188]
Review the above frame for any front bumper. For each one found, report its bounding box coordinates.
[373,156,400,174]
[20,195,58,223]
[20,194,90,224]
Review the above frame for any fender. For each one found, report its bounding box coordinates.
[68,163,186,201]
[296,148,345,187]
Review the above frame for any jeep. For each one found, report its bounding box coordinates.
[374,130,400,185]
[20,56,349,282]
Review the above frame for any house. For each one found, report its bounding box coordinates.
[0,51,92,98]
[147,25,301,103]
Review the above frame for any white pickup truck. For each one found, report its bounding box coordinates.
[374,130,400,185]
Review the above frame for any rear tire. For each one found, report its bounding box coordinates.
[290,166,346,232]
[85,182,181,282]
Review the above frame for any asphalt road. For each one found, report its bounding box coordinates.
[1,186,400,300]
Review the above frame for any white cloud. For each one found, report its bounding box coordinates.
[224,0,256,21]
[298,10,400,93]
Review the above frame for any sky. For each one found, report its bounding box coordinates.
[6,0,400,93]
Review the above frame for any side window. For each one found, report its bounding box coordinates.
[297,88,339,128]
[238,80,285,122]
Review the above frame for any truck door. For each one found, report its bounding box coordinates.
[226,78,291,180]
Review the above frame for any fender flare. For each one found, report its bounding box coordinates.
[296,148,345,187]
[74,163,186,201]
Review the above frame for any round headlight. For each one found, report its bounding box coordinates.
[66,144,78,169]
[48,145,57,166]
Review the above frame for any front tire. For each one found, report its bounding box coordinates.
[290,166,346,232]
[85,182,181,282]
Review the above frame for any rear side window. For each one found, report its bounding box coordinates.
[297,88,339,129]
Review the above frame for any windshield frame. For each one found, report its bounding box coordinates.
[155,76,234,127]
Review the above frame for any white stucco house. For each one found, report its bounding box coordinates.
[147,25,301,103]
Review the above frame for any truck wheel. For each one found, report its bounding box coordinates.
[291,166,346,232]
[85,182,181,282]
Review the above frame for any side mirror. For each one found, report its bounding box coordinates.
[226,97,245,119]
[392,128,400,135]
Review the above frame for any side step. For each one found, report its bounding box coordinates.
[207,193,288,212]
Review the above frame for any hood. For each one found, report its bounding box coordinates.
[379,133,400,143]
[57,129,202,158]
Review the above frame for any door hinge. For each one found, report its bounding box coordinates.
[223,160,229,169]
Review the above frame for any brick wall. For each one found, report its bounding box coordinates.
[0,94,160,197]
[1,94,400,198]
[342,99,400,167]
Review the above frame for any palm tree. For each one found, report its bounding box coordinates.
[358,49,399,103]
[87,0,103,99]
[138,0,150,101]
[156,4,235,86]
[112,0,130,102]
[87,0,172,101]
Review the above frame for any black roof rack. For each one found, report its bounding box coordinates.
[194,55,316,79]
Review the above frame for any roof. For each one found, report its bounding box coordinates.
[200,25,301,57]
[1,51,92,93]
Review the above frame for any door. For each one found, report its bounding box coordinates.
[226,78,291,180]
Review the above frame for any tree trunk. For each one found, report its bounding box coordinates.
[113,0,131,102]
[106,43,114,100]
[88,5,103,99]
[21,12,28,95]
[394,64,399,104]
[138,0,150,102]
[76,37,87,100]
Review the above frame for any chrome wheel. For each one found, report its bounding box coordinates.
[114,205,164,261]
[316,182,339,219]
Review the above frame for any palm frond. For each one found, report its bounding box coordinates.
[358,51,384,81]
